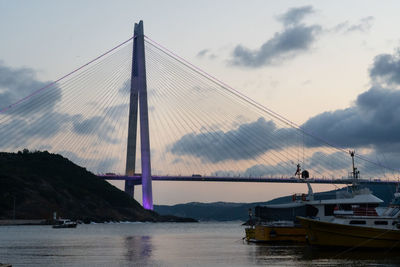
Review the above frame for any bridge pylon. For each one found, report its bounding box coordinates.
[125,20,153,210]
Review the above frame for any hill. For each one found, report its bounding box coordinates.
[0,150,195,223]
[154,182,397,221]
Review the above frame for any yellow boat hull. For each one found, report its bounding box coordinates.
[298,216,400,248]
[245,225,306,243]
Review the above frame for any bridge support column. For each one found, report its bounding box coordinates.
[124,180,135,198]
[136,21,153,210]
[125,20,153,210]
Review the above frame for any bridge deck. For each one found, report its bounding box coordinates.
[98,175,392,185]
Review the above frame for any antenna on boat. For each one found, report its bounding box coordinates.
[349,150,360,179]
[349,150,360,192]
[295,163,301,179]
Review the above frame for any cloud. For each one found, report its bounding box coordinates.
[118,79,131,95]
[172,158,183,164]
[170,47,400,174]
[23,112,72,138]
[302,86,400,149]
[212,151,349,177]
[230,6,321,68]
[277,5,314,27]
[211,148,395,178]
[0,112,72,149]
[0,62,62,116]
[301,48,400,172]
[72,116,119,144]
[212,163,291,177]
[0,61,126,155]
[370,52,400,86]
[212,164,290,177]
[169,117,297,163]
[196,49,217,60]
[58,150,119,173]
[332,16,374,35]
[307,151,350,171]
[343,16,374,33]
[104,103,129,120]
[229,9,373,68]
[197,49,209,58]
[0,62,69,149]
[231,25,321,67]
[243,162,292,177]
[73,116,103,135]
[242,151,350,177]
[95,158,119,173]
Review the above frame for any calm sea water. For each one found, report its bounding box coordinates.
[1,222,400,266]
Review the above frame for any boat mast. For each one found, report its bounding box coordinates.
[349,150,359,179]
[306,181,314,201]
[349,150,360,192]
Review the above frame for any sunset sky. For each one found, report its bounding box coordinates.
[2,1,400,205]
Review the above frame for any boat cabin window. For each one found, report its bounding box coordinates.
[306,205,318,217]
[362,204,378,208]
[324,205,335,216]
[390,208,400,217]
[325,204,355,216]
[339,204,352,211]
[349,220,366,225]
[374,221,388,225]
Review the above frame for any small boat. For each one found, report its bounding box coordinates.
[52,219,78,229]
[298,190,400,248]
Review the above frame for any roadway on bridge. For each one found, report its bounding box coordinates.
[98,174,391,186]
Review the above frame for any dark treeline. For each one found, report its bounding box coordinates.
[0,150,195,223]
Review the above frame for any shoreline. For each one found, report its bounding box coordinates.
[0,219,48,226]
[0,217,198,226]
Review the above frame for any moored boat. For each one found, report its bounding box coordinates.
[52,219,78,229]
[245,152,384,243]
[245,188,383,243]
[298,190,400,248]
[298,216,400,248]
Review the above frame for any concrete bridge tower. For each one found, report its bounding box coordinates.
[125,21,153,210]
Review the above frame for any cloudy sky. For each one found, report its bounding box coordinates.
[2,0,400,205]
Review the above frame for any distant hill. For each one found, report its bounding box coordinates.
[0,150,195,223]
[155,183,397,221]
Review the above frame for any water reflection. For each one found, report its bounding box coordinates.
[124,236,153,263]
[250,243,305,265]
[3,223,400,266]
[303,245,400,263]
[249,242,400,265]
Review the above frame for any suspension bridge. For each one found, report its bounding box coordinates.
[0,21,398,210]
